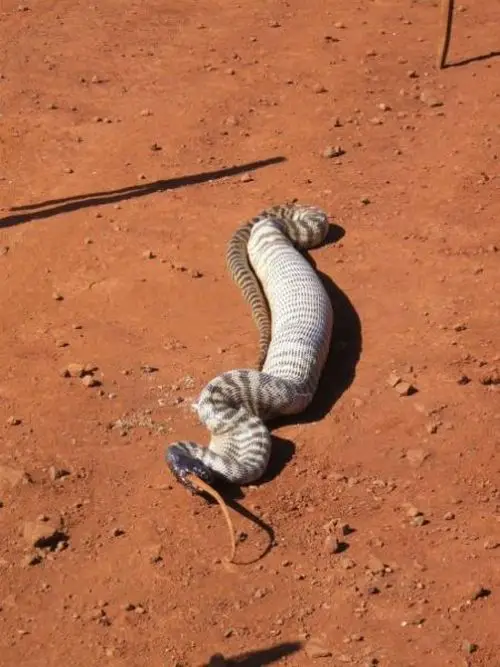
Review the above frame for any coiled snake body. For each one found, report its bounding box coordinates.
[166,205,333,491]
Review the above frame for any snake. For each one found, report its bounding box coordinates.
[165,204,333,560]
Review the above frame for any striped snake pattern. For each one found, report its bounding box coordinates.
[165,204,333,490]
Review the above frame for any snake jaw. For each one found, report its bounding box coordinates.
[165,445,215,494]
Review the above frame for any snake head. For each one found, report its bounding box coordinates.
[165,444,215,495]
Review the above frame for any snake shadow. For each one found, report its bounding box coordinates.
[204,641,303,666]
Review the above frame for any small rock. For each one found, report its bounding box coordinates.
[81,375,100,388]
[387,372,402,387]
[150,143,162,152]
[142,250,156,259]
[61,363,85,378]
[340,557,356,570]
[140,109,153,117]
[49,466,70,482]
[366,556,386,575]
[323,535,341,554]
[63,167,74,174]
[483,539,500,550]
[322,145,344,159]
[405,448,429,467]
[0,245,10,256]
[305,640,332,658]
[240,173,253,183]
[334,21,345,29]
[111,527,125,537]
[469,585,490,601]
[479,370,500,386]
[21,552,43,567]
[406,505,423,518]
[443,511,455,521]
[6,416,21,426]
[23,517,65,549]
[56,340,69,348]
[360,196,371,205]
[52,292,64,301]
[426,422,440,435]
[395,381,417,396]
[462,641,478,654]
[411,515,428,527]
[420,90,444,108]
[312,83,327,94]
[140,364,158,374]
[457,374,471,385]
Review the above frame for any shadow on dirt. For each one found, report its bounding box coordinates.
[0,156,286,228]
[444,49,500,69]
[204,640,303,666]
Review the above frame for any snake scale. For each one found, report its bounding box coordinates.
[165,204,333,559]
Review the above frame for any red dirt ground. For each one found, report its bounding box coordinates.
[1,1,499,665]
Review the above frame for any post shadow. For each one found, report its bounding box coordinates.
[0,156,286,229]
[205,641,303,666]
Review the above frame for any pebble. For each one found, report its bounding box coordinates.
[21,552,43,567]
[61,363,86,378]
[0,245,9,256]
[387,372,402,387]
[49,466,70,482]
[141,364,158,374]
[52,292,64,301]
[469,585,490,601]
[323,535,341,554]
[419,90,444,108]
[322,145,344,159]
[394,381,417,396]
[23,517,64,549]
[81,375,100,388]
[142,250,156,259]
[6,416,21,426]
[140,108,153,117]
[240,173,253,182]
[405,448,429,467]
[406,505,423,518]
[443,511,455,520]
[305,640,332,658]
[312,83,327,94]
[150,143,162,152]
[462,641,478,654]
[483,539,500,550]
[366,556,386,575]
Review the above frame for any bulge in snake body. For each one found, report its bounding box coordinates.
[166,206,333,487]
[226,203,330,370]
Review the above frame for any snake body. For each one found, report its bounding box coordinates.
[166,205,333,489]
[226,203,325,370]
